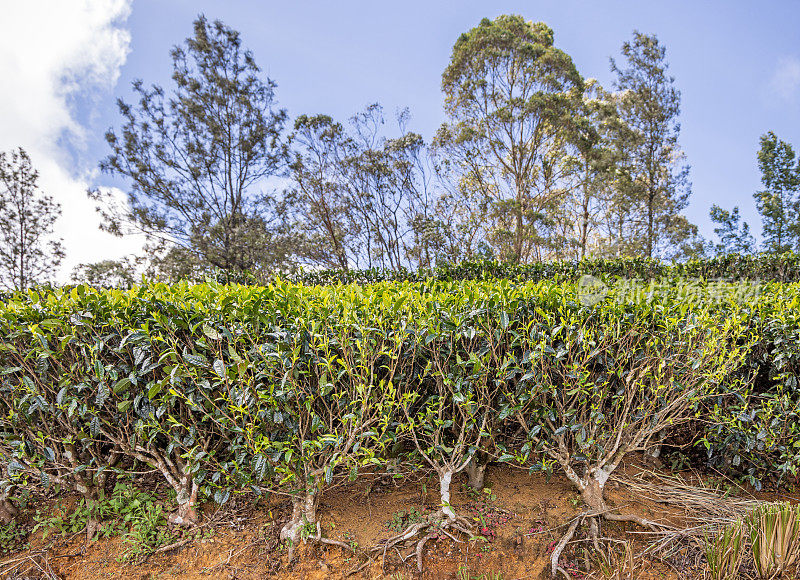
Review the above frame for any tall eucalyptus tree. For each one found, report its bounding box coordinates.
[435,15,583,264]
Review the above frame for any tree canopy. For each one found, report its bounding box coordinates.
[436,15,583,263]
[0,148,64,290]
[94,15,290,276]
[754,131,800,253]
[609,31,697,259]
[67,14,799,284]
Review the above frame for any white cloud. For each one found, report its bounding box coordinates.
[0,0,140,281]
[770,56,800,102]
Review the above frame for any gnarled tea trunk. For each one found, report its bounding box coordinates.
[439,469,455,521]
[464,456,486,491]
[0,497,18,524]
[280,489,319,544]
[551,466,611,578]
[579,471,609,514]
[644,429,666,463]
[71,445,121,540]
[168,477,199,527]
[551,462,666,578]
[76,482,103,540]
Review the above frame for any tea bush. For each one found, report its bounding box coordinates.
[292,253,800,286]
[0,275,798,556]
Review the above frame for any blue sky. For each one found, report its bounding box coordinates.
[2,1,799,275]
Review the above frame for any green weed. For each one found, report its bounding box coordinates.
[386,507,423,533]
[0,521,27,554]
[704,520,745,580]
[456,566,503,580]
[32,482,178,561]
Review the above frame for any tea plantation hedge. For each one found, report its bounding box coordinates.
[292,253,800,285]
[0,277,799,543]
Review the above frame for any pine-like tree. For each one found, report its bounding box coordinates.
[94,16,290,275]
[0,148,64,290]
[753,131,800,253]
[610,32,697,259]
[708,205,755,255]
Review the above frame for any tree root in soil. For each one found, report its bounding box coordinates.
[550,509,672,578]
[283,520,357,563]
[369,509,473,572]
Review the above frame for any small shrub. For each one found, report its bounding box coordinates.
[120,501,177,562]
[386,508,422,533]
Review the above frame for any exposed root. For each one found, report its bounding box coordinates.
[346,558,372,577]
[551,514,583,579]
[283,518,356,564]
[168,502,199,527]
[312,521,352,550]
[280,490,319,544]
[154,535,194,554]
[588,516,600,551]
[604,511,670,532]
[549,506,674,576]
[286,541,296,563]
[415,532,436,572]
[370,509,473,572]
[0,548,61,580]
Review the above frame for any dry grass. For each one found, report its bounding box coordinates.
[611,469,760,561]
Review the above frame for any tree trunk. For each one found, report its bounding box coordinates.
[439,469,455,521]
[169,501,199,527]
[647,188,655,258]
[464,456,486,491]
[644,429,666,464]
[579,474,608,514]
[74,465,105,541]
[76,482,103,540]
[280,488,319,543]
[580,167,590,259]
[168,478,199,527]
[0,497,18,524]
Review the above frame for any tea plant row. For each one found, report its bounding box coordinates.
[0,278,798,560]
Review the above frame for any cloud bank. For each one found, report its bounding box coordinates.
[770,56,800,103]
[0,0,139,281]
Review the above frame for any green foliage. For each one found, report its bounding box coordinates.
[709,205,755,256]
[286,106,430,271]
[386,508,423,533]
[1,273,800,536]
[293,255,800,286]
[457,566,503,580]
[95,15,290,276]
[754,131,800,254]
[31,482,176,557]
[610,32,696,260]
[0,521,27,554]
[71,257,141,289]
[437,15,583,263]
[119,500,177,561]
